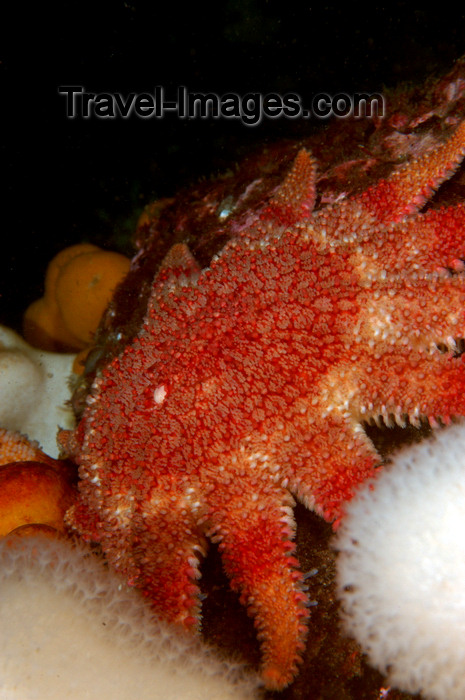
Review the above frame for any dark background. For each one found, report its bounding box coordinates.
[2,2,465,331]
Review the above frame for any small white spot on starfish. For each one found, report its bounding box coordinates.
[153,384,167,404]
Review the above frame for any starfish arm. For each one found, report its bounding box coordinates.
[356,275,465,351]
[396,205,465,272]
[147,242,202,318]
[131,500,207,629]
[68,485,206,629]
[356,205,465,275]
[265,149,317,225]
[352,349,465,427]
[359,119,465,223]
[281,415,380,523]
[201,477,309,690]
[66,494,104,543]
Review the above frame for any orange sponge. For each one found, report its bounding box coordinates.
[24,244,130,351]
[0,429,77,536]
[0,460,76,536]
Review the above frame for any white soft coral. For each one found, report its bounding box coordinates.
[336,421,465,700]
[0,535,260,700]
[0,325,75,457]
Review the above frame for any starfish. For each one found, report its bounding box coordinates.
[59,119,465,690]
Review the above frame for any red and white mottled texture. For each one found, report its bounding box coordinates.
[60,119,465,690]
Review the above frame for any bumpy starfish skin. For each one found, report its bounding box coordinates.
[60,120,465,690]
